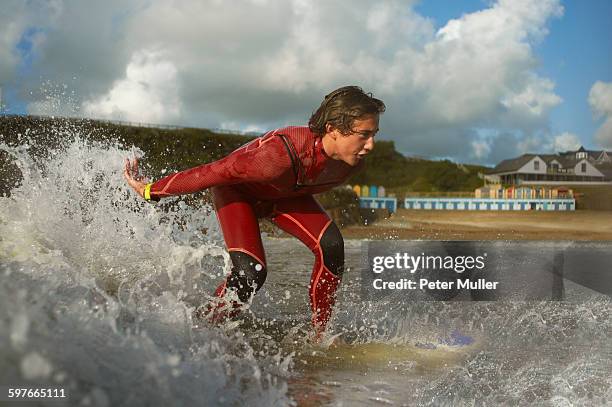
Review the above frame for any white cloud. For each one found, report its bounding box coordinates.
[8,0,565,163]
[82,50,181,124]
[219,121,265,134]
[0,1,62,85]
[0,7,26,84]
[589,81,612,148]
[517,134,547,154]
[500,76,561,117]
[471,139,491,160]
[551,132,581,152]
[589,81,612,115]
[27,83,80,117]
[408,0,563,128]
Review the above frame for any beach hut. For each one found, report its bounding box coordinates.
[484,184,502,199]
[515,187,524,199]
[369,185,378,198]
[516,186,533,200]
[475,186,489,199]
[361,185,369,197]
[494,185,504,199]
[377,186,386,198]
[556,188,571,199]
[352,184,361,197]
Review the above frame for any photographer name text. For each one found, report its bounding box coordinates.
[372,278,499,290]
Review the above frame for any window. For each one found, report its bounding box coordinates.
[551,163,559,172]
[534,160,540,171]
[581,163,587,173]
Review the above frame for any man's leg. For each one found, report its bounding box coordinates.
[271,196,344,334]
[196,186,267,322]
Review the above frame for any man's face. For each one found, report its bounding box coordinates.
[329,114,379,166]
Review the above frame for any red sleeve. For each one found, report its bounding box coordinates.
[149,135,291,198]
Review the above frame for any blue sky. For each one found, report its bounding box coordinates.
[532,0,612,143]
[415,0,612,151]
[1,0,611,165]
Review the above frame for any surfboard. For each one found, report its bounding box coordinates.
[213,312,478,372]
[293,329,478,371]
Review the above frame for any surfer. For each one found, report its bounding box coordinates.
[124,86,385,339]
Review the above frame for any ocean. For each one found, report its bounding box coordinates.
[1,135,610,406]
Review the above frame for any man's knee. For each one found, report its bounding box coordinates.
[319,222,344,277]
[226,251,267,302]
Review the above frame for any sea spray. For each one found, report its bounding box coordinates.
[0,132,293,406]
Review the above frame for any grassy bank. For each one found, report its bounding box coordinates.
[1,115,498,226]
[1,115,489,191]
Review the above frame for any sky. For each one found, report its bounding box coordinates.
[0,0,611,166]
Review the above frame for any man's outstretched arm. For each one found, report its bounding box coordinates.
[124,135,291,201]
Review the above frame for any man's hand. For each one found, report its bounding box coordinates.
[124,157,148,198]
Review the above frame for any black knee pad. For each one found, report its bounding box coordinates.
[226,251,267,302]
[319,222,344,277]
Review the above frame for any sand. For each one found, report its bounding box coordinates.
[342,209,612,240]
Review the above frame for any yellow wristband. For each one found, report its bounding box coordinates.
[144,183,152,201]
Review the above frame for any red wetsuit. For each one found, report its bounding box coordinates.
[149,126,362,330]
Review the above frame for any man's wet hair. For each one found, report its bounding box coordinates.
[309,86,385,136]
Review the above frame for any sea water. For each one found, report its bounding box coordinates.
[0,135,291,406]
[1,130,610,406]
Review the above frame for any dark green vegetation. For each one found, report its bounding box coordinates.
[349,140,488,196]
[0,115,253,197]
[0,115,487,200]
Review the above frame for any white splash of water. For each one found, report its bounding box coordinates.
[0,131,293,406]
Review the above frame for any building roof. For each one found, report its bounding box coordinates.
[489,154,536,174]
[595,150,611,162]
[539,154,574,167]
[559,146,608,161]
[489,145,612,177]
[597,163,612,178]
[556,155,579,167]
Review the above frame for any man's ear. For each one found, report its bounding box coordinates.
[325,122,338,140]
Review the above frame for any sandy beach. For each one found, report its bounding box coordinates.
[342,209,612,240]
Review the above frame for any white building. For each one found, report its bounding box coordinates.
[485,146,612,185]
